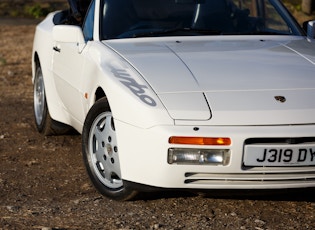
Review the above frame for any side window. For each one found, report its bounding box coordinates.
[83,0,96,41]
[263,0,290,32]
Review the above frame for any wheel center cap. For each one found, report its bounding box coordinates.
[106,144,113,156]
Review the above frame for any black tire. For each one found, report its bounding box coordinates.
[82,98,138,201]
[33,63,72,135]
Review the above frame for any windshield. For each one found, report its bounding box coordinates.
[100,0,303,40]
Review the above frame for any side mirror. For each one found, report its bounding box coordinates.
[53,25,85,44]
[303,20,315,40]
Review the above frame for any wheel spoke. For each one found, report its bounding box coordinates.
[103,165,113,181]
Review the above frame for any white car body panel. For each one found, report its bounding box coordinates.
[106,37,315,125]
[32,13,67,123]
[116,121,315,188]
[32,0,315,191]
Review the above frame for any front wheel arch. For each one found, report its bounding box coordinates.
[82,97,138,201]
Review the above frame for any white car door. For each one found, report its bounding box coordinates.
[52,26,86,123]
[52,0,96,125]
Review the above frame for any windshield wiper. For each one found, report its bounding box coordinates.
[132,27,222,38]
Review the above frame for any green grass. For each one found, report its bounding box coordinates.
[0,57,7,66]
[0,1,68,18]
[25,4,49,18]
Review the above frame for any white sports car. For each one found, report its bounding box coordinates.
[32,0,315,200]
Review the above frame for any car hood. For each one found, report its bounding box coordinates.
[104,36,315,125]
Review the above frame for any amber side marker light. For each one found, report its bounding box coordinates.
[169,136,231,146]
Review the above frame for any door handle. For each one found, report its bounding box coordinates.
[53,46,61,52]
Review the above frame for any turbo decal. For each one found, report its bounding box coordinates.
[111,67,157,107]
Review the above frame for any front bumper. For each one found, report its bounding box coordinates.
[115,121,315,190]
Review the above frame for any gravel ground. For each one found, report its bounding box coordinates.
[1,2,315,230]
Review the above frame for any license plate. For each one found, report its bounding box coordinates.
[244,144,315,166]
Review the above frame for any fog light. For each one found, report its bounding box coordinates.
[168,148,230,165]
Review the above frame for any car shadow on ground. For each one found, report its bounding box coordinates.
[133,188,315,202]
[198,188,315,202]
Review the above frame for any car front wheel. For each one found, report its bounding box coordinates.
[82,98,138,201]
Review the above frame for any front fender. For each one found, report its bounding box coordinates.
[82,41,173,129]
